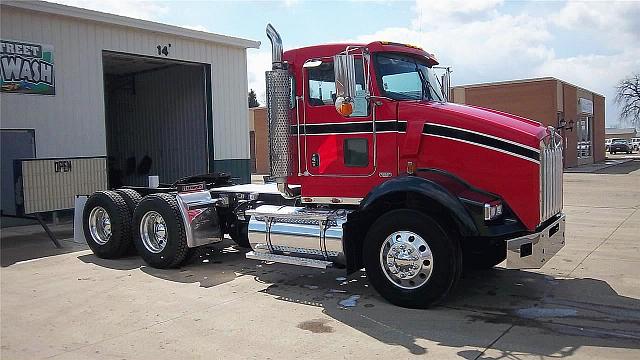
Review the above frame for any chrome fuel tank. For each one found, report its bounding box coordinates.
[246,205,347,265]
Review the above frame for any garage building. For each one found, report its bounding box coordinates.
[1,0,259,218]
[452,77,605,168]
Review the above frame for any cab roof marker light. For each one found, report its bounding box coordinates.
[380,41,424,51]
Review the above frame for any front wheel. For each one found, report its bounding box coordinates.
[363,209,461,308]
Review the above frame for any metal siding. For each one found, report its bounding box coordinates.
[1,6,250,164]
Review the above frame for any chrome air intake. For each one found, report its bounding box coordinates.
[265,24,293,195]
[540,127,563,224]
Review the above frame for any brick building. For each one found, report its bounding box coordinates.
[248,107,269,174]
[452,77,605,168]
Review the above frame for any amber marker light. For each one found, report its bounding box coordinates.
[407,161,416,175]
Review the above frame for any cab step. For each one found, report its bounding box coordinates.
[245,251,333,269]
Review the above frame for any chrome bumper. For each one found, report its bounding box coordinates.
[506,213,566,269]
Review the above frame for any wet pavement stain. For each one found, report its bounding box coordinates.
[297,319,335,333]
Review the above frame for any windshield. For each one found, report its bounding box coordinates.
[612,139,627,144]
[374,52,444,102]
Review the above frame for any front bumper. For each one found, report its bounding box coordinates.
[506,213,565,269]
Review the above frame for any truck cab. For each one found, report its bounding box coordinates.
[252,24,565,307]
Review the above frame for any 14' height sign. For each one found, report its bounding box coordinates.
[1,39,55,95]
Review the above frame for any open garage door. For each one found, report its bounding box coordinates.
[102,51,212,187]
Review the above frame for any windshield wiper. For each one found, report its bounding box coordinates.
[415,63,444,102]
[415,63,429,101]
[426,78,443,102]
[422,68,443,102]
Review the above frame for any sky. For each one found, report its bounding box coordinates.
[54,0,640,127]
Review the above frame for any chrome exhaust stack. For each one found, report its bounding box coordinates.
[265,24,294,198]
[266,24,284,70]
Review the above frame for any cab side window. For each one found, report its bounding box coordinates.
[307,62,336,106]
[307,59,368,116]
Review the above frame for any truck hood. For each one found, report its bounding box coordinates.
[400,101,549,150]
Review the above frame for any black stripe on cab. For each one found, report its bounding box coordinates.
[290,120,403,134]
[423,124,540,162]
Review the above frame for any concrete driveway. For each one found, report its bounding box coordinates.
[2,159,639,359]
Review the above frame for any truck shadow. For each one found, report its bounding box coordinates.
[246,264,640,358]
[79,240,640,358]
[78,241,252,288]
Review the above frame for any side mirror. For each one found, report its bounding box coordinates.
[433,66,452,102]
[333,54,356,116]
[440,67,451,102]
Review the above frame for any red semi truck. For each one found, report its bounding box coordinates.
[82,25,565,308]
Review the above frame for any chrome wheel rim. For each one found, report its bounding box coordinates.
[379,231,434,290]
[88,206,112,245]
[140,211,167,254]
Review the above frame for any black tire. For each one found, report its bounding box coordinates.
[229,219,250,248]
[115,189,143,215]
[132,193,189,268]
[464,241,506,269]
[115,189,143,255]
[363,209,461,308]
[83,190,132,259]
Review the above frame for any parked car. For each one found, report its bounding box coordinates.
[609,139,632,154]
[605,138,613,152]
[631,137,640,151]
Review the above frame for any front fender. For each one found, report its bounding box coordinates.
[359,175,479,237]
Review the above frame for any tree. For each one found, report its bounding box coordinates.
[615,74,640,127]
[248,89,260,108]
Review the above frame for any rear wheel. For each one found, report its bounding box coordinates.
[83,191,131,258]
[115,189,143,215]
[363,209,461,308]
[115,188,143,254]
[133,194,189,268]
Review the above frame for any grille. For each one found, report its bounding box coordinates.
[540,130,563,224]
[265,69,292,181]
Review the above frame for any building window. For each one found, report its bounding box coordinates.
[344,138,368,167]
[577,114,592,158]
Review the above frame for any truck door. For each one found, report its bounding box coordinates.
[303,58,375,177]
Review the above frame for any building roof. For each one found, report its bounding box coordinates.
[2,0,260,49]
[605,128,638,136]
[453,77,604,97]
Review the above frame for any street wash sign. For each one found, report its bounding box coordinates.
[0,39,55,95]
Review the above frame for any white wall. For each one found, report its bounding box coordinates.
[0,5,250,161]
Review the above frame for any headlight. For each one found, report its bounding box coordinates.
[484,201,503,221]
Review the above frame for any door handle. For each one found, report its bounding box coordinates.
[311,153,320,167]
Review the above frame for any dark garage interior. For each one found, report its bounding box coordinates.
[102,51,212,187]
